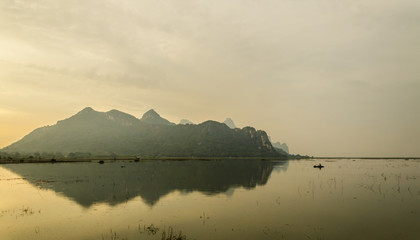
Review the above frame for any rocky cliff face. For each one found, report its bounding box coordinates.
[243,127,274,151]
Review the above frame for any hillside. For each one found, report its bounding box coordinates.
[2,107,285,158]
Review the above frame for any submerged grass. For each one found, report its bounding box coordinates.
[100,225,189,240]
[161,227,186,240]
[101,229,127,240]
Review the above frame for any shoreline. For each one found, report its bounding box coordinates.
[1,156,419,164]
[313,157,420,160]
[0,156,293,164]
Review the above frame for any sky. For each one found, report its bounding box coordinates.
[1,0,419,157]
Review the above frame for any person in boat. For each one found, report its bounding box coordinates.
[314,163,324,168]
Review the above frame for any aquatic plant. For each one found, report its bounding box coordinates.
[146,224,159,235]
[101,229,127,240]
[161,227,186,240]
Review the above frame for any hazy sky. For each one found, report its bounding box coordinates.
[1,0,419,157]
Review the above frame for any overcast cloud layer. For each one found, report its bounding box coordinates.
[1,0,419,157]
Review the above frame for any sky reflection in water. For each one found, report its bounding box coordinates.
[0,159,419,240]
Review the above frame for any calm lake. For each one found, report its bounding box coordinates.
[1,159,419,240]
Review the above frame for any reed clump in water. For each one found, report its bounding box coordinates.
[161,227,186,240]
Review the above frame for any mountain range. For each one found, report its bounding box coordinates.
[1,107,287,158]
[178,119,194,125]
[179,117,237,130]
[223,118,237,129]
[272,142,289,154]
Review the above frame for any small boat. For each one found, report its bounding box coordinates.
[313,163,324,169]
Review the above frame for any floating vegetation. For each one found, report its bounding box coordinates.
[199,212,210,225]
[0,206,41,218]
[146,224,159,235]
[134,224,191,240]
[0,177,27,181]
[21,206,34,216]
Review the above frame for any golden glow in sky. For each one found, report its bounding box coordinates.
[1,0,420,156]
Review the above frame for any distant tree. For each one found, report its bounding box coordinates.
[14,152,21,158]
[54,152,64,159]
[68,152,91,159]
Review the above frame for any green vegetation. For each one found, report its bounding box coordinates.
[1,108,286,159]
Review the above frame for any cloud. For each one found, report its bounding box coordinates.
[0,0,419,156]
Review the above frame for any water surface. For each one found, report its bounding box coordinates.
[0,159,419,240]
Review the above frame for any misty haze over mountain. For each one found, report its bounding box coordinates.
[223,118,237,129]
[272,142,289,154]
[179,119,194,125]
[1,108,287,158]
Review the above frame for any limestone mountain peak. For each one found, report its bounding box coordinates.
[140,109,175,125]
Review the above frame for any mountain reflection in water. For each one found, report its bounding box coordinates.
[2,160,288,207]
